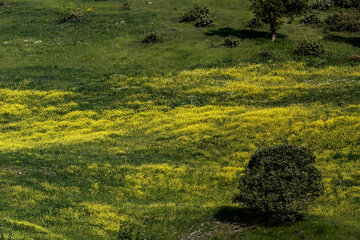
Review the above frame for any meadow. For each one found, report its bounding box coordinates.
[0,0,359,239]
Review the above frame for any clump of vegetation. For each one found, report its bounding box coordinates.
[223,36,240,48]
[58,3,85,23]
[324,12,360,32]
[180,4,215,27]
[300,11,322,25]
[260,48,273,57]
[120,2,130,10]
[294,40,325,56]
[249,0,308,40]
[348,54,360,62]
[194,14,215,27]
[333,0,359,9]
[247,17,263,29]
[142,32,159,43]
[234,145,323,224]
[0,229,12,240]
[310,0,333,10]
[0,0,16,8]
[117,221,141,240]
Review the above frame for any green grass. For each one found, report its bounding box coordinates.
[0,0,359,239]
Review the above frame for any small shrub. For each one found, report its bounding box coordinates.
[294,40,325,56]
[0,0,16,8]
[300,11,322,25]
[180,4,214,27]
[247,18,263,29]
[120,2,130,10]
[117,221,140,240]
[234,145,323,224]
[0,230,12,240]
[194,14,214,27]
[142,32,159,44]
[223,36,240,48]
[58,3,84,23]
[180,4,210,22]
[310,0,333,10]
[260,48,273,57]
[324,12,360,32]
[348,54,360,62]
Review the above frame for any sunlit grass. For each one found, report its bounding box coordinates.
[0,62,359,239]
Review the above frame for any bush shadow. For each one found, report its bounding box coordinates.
[205,27,286,39]
[214,206,269,226]
[324,34,360,48]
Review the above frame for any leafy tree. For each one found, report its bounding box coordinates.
[249,0,309,40]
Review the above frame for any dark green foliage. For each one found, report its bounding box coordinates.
[300,11,322,25]
[142,32,159,43]
[180,4,210,22]
[58,3,84,23]
[180,4,214,27]
[0,230,12,240]
[294,40,325,56]
[223,36,240,48]
[0,0,15,8]
[325,13,360,32]
[310,0,333,10]
[249,0,309,40]
[235,145,323,224]
[117,222,141,240]
[332,0,359,9]
[194,14,215,27]
[120,2,130,10]
[260,48,273,57]
[247,18,263,29]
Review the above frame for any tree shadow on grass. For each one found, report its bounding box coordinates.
[205,28,286,39]
[323,34,360,48]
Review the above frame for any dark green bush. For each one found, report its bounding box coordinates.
[194,14,214,27]
[310,0,333,10]
[58,3,84,23]
[234,145,323,224]
[180,4,210,22]
[324,12,360,32]
[300,11,322,25]
[142,32,159,44]
[260,48,273,57]
[294,40,325,56]
[223,36,240,48]
[120,2,130,10]
[117,221,140,240]
[181,4,214,27]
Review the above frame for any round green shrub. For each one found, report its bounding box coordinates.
[223,36,240,48]
[180,4,215,27]
[194,14,215,27]
[294,40,325,56]
[234,145,323,224]
[142,32,159,44]
[180,4,211,23]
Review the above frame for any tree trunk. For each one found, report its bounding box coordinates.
[270,21,277,41]
[271,32,277,41]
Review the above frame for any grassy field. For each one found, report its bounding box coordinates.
[0,0,359,239]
